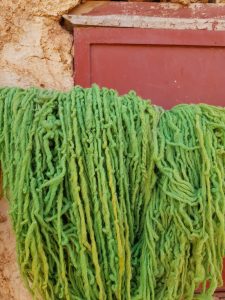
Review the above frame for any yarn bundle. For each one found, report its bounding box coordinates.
[0,86,225,300]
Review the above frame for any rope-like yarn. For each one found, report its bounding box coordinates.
[0,86,225,300]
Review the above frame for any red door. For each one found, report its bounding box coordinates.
[73,8,225,294]
[74,26,225,109]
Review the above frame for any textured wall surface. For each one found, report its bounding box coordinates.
[0,1,79,299]
[0,0,79,91]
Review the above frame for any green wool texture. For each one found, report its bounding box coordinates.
[0,85,225,300]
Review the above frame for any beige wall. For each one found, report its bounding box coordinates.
[0,1,79,298]
[0,0,78,90]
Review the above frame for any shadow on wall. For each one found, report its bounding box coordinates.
[0,196,32,300]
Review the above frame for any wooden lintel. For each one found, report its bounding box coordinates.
[63,14,225,31]
[63,2,225,31]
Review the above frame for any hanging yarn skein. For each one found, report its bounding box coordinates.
[0,85,225,300]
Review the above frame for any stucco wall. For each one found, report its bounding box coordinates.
[0,1,79,299]
[0,0,79,90]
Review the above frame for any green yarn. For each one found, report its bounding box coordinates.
[0,85,225,300]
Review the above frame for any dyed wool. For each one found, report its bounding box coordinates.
[0,86,224,300]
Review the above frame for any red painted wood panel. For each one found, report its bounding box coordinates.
[74,15,225,294]
[74,27,225,109]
